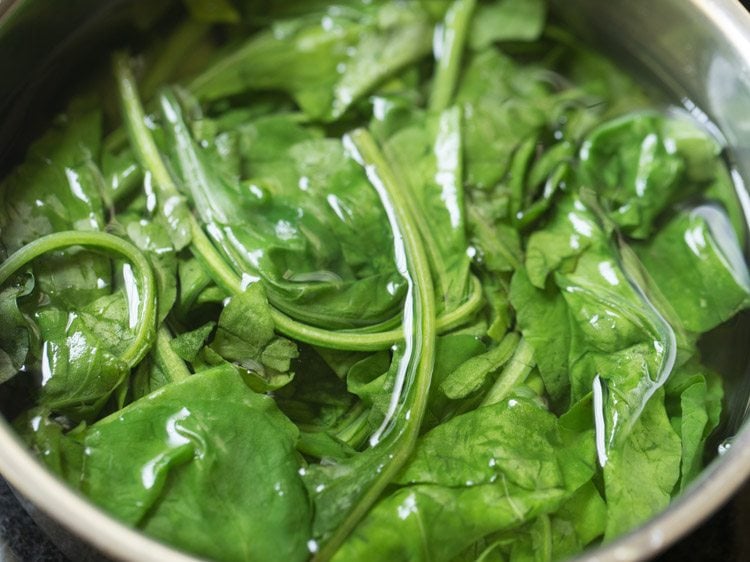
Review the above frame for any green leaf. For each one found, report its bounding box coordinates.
[189,2,432,120]
[523,194,597,289]
[275,345,356,433]
[0,274,35,383]
[424,334,487,427]
[469,0,546,50]
[0,100,111,310]
[346,348,400,430]
[211,283,299,383]
[454,50,550,189]
[0,101,104,254]
[332,483,565,562]
[510,269,572,404]
[170,322,216,362]
[25,366,312,562]
[34,308,129,421]
[635,206,750,333]
[334,395,593,562]
[101,142,143,205]
[15,409,85,487]
[130,357,172,401]
[665,361,724,490]
[439,332,519,400]
[551,481,607,554]
[602,389,682,539]
[579,112,725,238]
[123,216,178,323]
[397,395,595,493]
[159,91,406,330]
[75,292,137,357]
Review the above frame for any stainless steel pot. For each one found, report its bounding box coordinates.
[1,1,750,560]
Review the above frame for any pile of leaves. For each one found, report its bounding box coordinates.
[1,0,748,561]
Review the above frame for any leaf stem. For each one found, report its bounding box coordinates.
[480,337,535,406]
[312,128,437,561]
[0,231,157,368]
[153,326,191,382]
[141,21,209,100]
[429,0,476,112]
[114,53,183,200]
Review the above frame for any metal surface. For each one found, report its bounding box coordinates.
[1,0,750,561]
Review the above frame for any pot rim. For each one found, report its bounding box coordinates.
[1,1,750,561]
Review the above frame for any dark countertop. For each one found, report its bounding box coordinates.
[0,478,66,562]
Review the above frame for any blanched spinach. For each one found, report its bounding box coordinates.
[1,1,748,561]
[20,365,311,562]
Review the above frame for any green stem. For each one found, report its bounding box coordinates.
[270,274,480,352]
[509,137,536,220]
[429,0,476,112]
[383,106,470,313]
[141,21,209,100]
[114,53,183,200]
[480,337,535,406]
[333,404,371,449]
[0,231,156,368]
[313,128,437,562]
[153,326,191,383]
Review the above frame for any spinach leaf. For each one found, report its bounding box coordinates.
[548,482,607,559]
[397,395,595,492]
[211,283,299,386]
[2,3,745,561]
[34,308,129,421]
[0,101,104,254]
[334,396,595,562]
[0,231,157,420]
[0,100,111,310]
[101,140,143,205]
[170,321,216,363]
[303,129,437,559]
[469,0,546,50]
[512,193,677,437]
[439,331,519,400]
[602,389,681,539]
[423,333,487,426]
[454,49,550,189]
[23,365,312,562]
[665,361,723,491]
[510,269,571,404]
[579,112,725,238]
[121,215,178,322]
[189,1,432,120]
[470,482,605,562]
[0,274,35,383]
[275,346,359,441]
[332,482,565,562]
[159,90,407,330]
[635,206,750,333]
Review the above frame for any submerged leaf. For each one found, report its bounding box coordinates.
[23,366,312,562]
